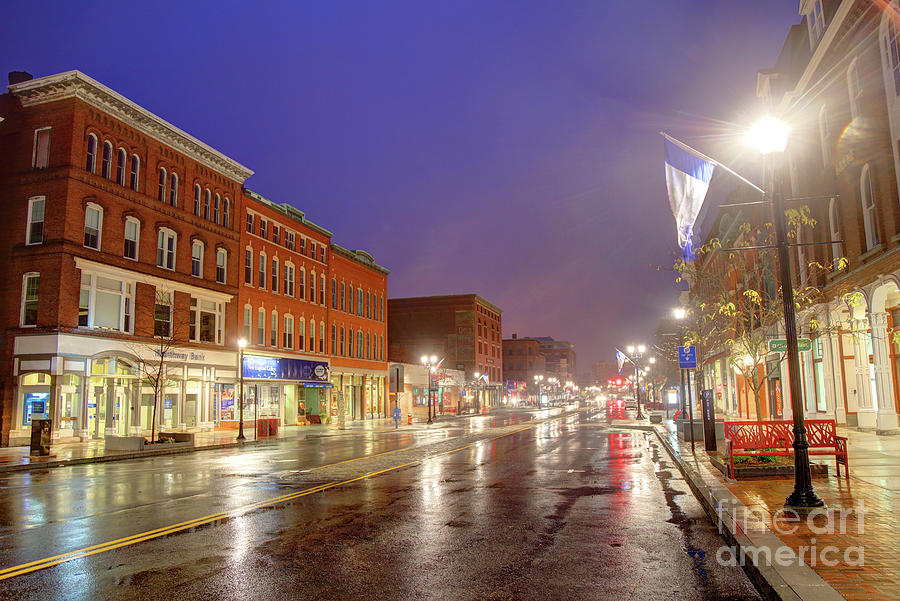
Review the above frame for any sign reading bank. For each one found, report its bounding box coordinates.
[242,355,330,382]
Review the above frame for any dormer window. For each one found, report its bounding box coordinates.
[806,0,825,44]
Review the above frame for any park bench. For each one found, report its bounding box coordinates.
[723,419,848,480]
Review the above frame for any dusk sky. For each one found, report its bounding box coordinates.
[1,1,801,372]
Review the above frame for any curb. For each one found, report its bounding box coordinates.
[650,425,846,601]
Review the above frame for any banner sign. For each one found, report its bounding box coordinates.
[243,355,330,382]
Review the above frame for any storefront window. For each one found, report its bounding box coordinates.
[813,338,827,412]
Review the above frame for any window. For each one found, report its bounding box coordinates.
[310,241,316,259]
[214,194,221,225]
[21,273,39,326]
[244,249,253,285]
[157,229,176,271]
[379,296,383,322]
[79,272,134,333]
[807,0,825,44]
[300,238,306,255]
[310,271,316,302]
[26,196,45,245]
[101,141,112,178]
[357,331,363,358]
[340,326,346,356]
[190,297,223,344]
[331,324,337,354]
[357,288,364,315]
[366,291,370,318]
[157,167,167,202]
[259,219,267,239]
[124,217,139,260]
[285,231,295,251]
[818,105,831,168]
[272,225,279,244]
[203,189,211,220]
[246,212,255,234]
[887,16,900,96]
[380,335,384,361]
[216,248,227,284]
[84,204,102,250]
[257,308,265,345]
[223,197,231,228]
[169,173,178,206]
[320,275,325,305]
[341,282,346,311]
[861,164,879,249]
[243,306,252,340]
[348,328,353,357]
[285,263,295,297]
[284,315,294,349]
[848,59,863,119]
[332,278,337,309]
[271,257,279,292]
[271,311,278,347]
[319,246,325,262]
[319,322,325,353]
[298,319,305,351]
[32,128,50,169]
[310,319,316,353]
[299,268,306,300]
[129,154,140,192]
[348,285,354,315]
[829,198,842,267]
[116,148,127,185]
[366,333,370,359]
[194,185,202,217]
[85,134,97,173]
[258,252,266,289]
[154,291,172,337]
[191,241,204,278]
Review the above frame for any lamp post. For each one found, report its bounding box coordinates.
[421,355,438,424]
[647,357,656,409]
[237,338,247,441]
[533,374,544,407]
[748,116,823,508]
[626,344,647,419]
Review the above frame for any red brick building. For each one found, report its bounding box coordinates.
[0,70,252,445]
[388,294,503,407]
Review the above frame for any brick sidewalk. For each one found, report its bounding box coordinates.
[663,421,900,601]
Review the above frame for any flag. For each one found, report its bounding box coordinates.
[663,135,717,262]
[615,348,628,374]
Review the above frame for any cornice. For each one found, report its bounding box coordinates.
[9,71,254,183]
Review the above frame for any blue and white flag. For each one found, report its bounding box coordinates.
[615,348,628,374]
[663,134,717,262]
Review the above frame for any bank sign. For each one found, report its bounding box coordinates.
[242,355,330,382]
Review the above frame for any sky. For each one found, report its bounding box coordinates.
[0,1,801,373]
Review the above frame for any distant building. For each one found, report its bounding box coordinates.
[589,361,620,386]
[502,334,546,402]
[534,337,577,383]
[387,294,503,407]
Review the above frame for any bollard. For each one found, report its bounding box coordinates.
[407,414,412,425]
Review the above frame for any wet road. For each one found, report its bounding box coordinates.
[0,407,761,600]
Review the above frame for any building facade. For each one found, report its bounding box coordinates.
[502,334,545,403]
[388,294,503,407]
[535,337,577,384]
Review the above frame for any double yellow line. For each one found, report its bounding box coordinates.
[0,410,581,580]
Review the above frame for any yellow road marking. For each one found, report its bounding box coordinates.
[0,410,584,580]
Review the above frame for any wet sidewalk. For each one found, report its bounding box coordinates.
[655,420,900,601]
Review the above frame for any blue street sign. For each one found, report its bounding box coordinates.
[678,346,697,369]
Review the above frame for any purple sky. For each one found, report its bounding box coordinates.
[1,1,800,372]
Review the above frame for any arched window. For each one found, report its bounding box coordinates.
[885,12,900,97]
[861,164,879,250]
[216,248,227,284]
[848,58,862,119]
[85,134,97,173]
[310,271,316,303]
[157,167,167,202]
[298,318,306,351]
[270,310,278,347]
[299,267,306,299]
[214,194,221,225]
[157,228,177,271]
[271,257,279,293]
[129,154,140,191]
[223,197,231,228]
[84,203,103,250]
[257,307,266,345]
[283,315,294,349]
[124,217,140,260]
[829,197,842,267]
[194,185,202,217]
[191,240,204,278]
[169,173,178,206]
[116,148,127,185]
[310,319,316,353]
[319,322,325,353]
[818,105,831,167]
[101,141,112,178]
[203,189,211,220]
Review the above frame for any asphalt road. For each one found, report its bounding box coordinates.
[0,406,761,600]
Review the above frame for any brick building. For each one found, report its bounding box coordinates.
[0,70,390,446]
[502,334,545,401]
[388,294,503,407]
[535,337,577,384]
[0,70,252,445]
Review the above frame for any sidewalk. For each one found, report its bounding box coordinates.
[651,419,900,601]
[0,416,450,473]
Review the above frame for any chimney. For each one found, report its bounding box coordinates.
[8,71,33,86]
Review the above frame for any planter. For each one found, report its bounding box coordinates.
[710,454,830,479]
[105,432,194,451]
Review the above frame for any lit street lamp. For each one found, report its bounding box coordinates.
[747,115,823,508]
[237,337,247,441]
[626,344,647,419]
[421,355,438,424]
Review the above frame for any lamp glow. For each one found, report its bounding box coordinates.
[746,116,790,155]
[673,308,686,320]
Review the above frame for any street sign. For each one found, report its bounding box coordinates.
[678,346,697,369]
[768,338,811,352]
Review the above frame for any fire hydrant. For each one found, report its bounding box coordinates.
[407,414,413,425]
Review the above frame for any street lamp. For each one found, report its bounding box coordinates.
[237,338,247,441]
[747,115,822,508]
[626,345,647,419]
[533,374,544,407]
[421,355,438,424]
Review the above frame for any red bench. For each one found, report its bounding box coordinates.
[723,419,848,480]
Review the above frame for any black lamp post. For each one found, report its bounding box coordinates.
[421,355,438,424]
[627,345,647,420]
[237,338,247,441]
